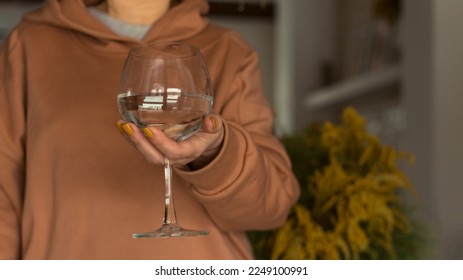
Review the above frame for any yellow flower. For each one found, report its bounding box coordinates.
[258,107,418,260]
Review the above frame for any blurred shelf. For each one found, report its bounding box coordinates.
[209,1,274,18]
[304,64,401,110]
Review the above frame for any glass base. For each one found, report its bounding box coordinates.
[132,224,208,238]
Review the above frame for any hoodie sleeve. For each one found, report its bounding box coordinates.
[175,35,300,232]
[0,30,27,259]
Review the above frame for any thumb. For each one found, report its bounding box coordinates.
[202,112,223,134]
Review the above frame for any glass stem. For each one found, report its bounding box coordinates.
[163,157,178,226]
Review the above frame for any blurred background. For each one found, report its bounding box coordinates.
[1,0,462,259]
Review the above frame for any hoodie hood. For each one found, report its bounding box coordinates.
[23,0,210,43]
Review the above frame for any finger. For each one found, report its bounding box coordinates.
[115,121,125,134]
[202,113,223,134]
[116,122,165,165]
[142,126,206,165]
[141,126,184,157]
[115,120,133,144]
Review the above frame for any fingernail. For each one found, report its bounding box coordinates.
[121,123,134,136]
[115,122,124,133]
[142,127,154,138]
[210,117,217,130]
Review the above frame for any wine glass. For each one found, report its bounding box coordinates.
[117,42,212,238]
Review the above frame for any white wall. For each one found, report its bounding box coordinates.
[432,0,463,259]
[403,0,463,259]
[273,0,336,135]
[0,2,39,41]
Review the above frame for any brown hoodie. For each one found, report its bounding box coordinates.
[0,0,300,259]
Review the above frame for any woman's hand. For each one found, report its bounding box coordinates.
[115,112,224,170]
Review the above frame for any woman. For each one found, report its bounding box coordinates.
[0,0,299,259]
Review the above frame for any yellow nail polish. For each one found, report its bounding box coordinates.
[142,127,154,138]
[115,122,124,133]
[121,123,134,136]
